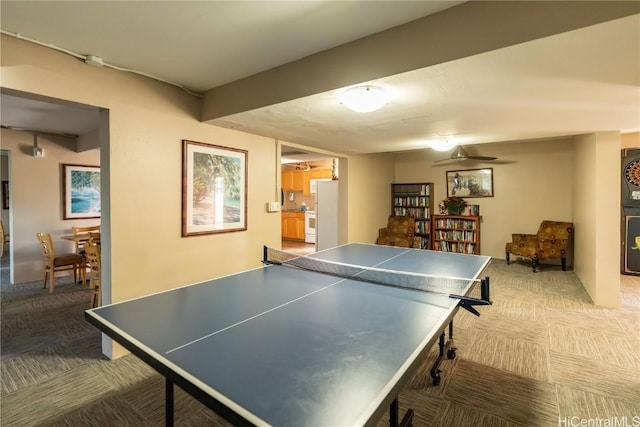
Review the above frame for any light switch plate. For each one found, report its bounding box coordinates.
[267,201,281,212]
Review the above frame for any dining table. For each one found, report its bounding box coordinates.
[60,233,93,245]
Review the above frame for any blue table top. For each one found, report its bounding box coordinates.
[87,243,490,426]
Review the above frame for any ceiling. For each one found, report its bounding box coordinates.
[1,1,638,159]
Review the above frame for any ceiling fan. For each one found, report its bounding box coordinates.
[294,162,318,171]
[434,145,497,163]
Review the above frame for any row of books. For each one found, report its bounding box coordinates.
[439,205,481,216]
[465,204,481,216]
[393,184,430,196]
[413,236,431,250]
[393,196,430,207]
[433,230,477,243]
[393,207,430,219]
[433,218,477,229]
[414,220,429,234]
[432,241,477,254]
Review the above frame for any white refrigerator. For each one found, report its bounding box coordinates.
[315,180,339,251]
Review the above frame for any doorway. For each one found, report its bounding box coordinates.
[0,150,11,284]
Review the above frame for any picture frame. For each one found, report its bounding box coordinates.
[63,164,101,219]
[446,168,494,198]
[2,181,8,210]
[182,140,247,236]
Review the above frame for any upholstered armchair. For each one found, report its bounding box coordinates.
[376,215,415,248]
[505,221,573,272]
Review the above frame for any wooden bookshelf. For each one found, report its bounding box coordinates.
[391,183,433,249]
[431,214,481,254]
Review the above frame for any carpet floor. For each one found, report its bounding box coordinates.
[1,254,639,426]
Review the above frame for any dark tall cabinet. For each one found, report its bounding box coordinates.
[391,183,433,249]
[621,148,640,274]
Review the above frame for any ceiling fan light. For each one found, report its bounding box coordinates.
[338,85,389,113]
[428,139,457,152]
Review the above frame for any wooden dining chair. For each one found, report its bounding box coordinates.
[85,241,102,308]
[88,231,101,245]
[36,232,86,293]
[0,220,8,258]
[71,225,101,255]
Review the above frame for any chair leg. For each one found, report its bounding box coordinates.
[505,252,510,265]
[532,259,537,273]
[561,257,567,271]
[90,285,101,309]
[50,270,55,293]
[42,271,49,289]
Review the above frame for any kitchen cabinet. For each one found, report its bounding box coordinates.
[282,170,304,192]
[303,168,332,195]
[282,211,305,240]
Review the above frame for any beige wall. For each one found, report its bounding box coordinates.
[573,133,621,308]
[0,130,101,284]
[1,32,629,361]
[621,132,640,149]
[396,135,623,308]
[394,139,574,259]
[345,153,396,244]
[1,34,283,292]
[1,36,283,357]
[1,35,393,357]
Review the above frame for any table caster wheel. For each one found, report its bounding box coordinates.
[446,349,456,360]
[432,375,441,386]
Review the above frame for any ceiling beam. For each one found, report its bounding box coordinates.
[201,1,639,123]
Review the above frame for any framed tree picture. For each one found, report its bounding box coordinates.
[446,168,494,198]
[63,164,101,219]
[182,140,247,236]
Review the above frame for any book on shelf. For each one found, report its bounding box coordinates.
[434,229,477,242]
[393,196,430,207]
[464,204,480,216]
[393,207,430,219]
[413,236,430,250]
[393,183,430,196]
[414,220,428,234]
[432,241,477,254]
[434,217,477,229]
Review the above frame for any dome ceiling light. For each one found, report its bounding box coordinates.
[337,85,390,113]
[427,139,458,152]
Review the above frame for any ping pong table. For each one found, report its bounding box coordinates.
[85,243,491,426]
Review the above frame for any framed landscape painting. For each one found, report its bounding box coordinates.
[182,140,247,236]
[63,164,101,219]
[446,168,494,198]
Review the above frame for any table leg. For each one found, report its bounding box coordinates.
[166,378,174,427]
[430,320,457,386]
[389,398,399,426]
[389,397,414,427]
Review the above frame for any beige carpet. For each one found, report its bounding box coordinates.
[1,258,639,426]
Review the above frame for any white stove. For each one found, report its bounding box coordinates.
[304,210,316,244]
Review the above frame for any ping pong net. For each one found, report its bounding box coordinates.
[263,246,481,296]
